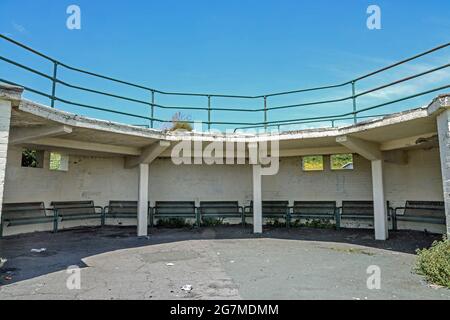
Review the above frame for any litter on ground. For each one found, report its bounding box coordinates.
[181,285,193,292]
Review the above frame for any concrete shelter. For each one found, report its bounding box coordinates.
[1,84,449,240]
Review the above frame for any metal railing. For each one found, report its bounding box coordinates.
[1,34,449,132]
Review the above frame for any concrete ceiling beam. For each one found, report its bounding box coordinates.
[125,141,171,169]
[29,137,141,156]
[336,135,382,161]
[10,125,73,145]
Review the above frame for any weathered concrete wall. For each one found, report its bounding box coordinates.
[2,145,445,235]
[437,109,450,236]
[0,99,12,224]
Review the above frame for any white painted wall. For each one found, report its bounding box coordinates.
[437,109,450,236]
[2,145,446,235]
[0,99,12,224]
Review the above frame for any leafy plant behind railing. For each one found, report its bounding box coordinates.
[166,112,193,132]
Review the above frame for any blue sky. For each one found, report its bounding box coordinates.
[1,0,449,131]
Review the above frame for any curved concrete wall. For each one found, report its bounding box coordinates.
[2,145,445,235]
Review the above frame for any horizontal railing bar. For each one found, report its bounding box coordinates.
[354,63,450,98]
[0,56,260,111]
[6,51,446,113]
[0,79,260,126]
[234,113,392,132]
[241,85,450,127]
[2,78,449,128]
[55,78,152,106]
[263,82,351,98]
[0,56,54,81]
[2,34,448,100]
[0,34,57,62]
[266,96,352,111]
[353,84,450,115]
[353,42,450,82]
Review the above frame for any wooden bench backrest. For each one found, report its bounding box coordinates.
[200,201,239,214]
[2,202,47,219]
[293,201,336,214]
[404,201,445,218]
[248,201,289,214]
[108,201,138,214]
[341,201,374,216]
[51,201,96,215]
[154,201,196,215]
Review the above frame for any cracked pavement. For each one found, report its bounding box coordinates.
[0,226,449,300]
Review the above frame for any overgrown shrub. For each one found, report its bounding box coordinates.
[290,219,335,229]
[156,218,192,228]
[201,217,226,227]
[168,112,193,132]
[416,237,450,288]
[21,149,38,167]
[265,219,286,227]
[302,219,335,229]
[170,121,193,132]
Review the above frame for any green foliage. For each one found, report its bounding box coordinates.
[201,217,226,227]
[264,219,286,227]
[290,219,336,229]
[302,156,323,171]
[49,152,62,170]
[331,154,354,170]
[156,218,192,228]
[171,121,193,131]
[21,149,39,167]
[416,238,450,288]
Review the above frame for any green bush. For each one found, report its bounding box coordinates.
[201,217,226,227]
[170,121,193,132]
[416,237,450,288]
[264,219,286,227]
[156,218,192,228]
[168,112,193,132]
[289,219,335,229]
[302,219,335,229]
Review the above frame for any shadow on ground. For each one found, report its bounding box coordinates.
[0,225,442,287]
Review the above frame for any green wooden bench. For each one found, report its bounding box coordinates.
[244,201,290,227]
[393,201,446,231]
[199,201,244,226]
[151,201,198,227]
[1,202,57,236]
[289,201,339,229]
[51,200,104,230]
[339,201,392,228]
[104,201,152,225]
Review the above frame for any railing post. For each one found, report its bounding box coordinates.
[150,90,155,128]
[351,81,357,124]
[264,96,268,132]
[207,95,211,131]
[50,62,58,108]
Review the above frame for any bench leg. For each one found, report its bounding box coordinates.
[196,210,201,228]
[53,217,58,233]
[392,213,397,231]
[335,212,341,230]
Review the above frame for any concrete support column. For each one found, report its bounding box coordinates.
[371,159,388,240]
[437,109,450,236]
[137,163,149,237]
[252,164,262,234]
[0,99,12,223]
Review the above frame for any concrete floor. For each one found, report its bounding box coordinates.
[0,226,449,300]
